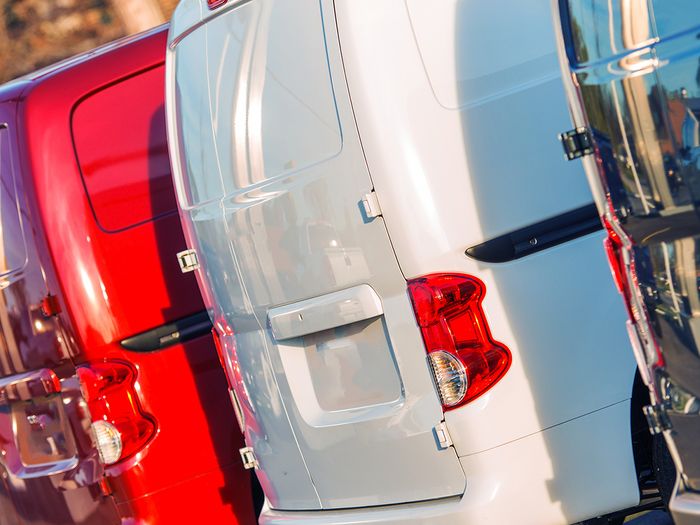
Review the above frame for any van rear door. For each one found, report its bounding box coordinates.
[0,105,118,524]
[168,0,465,511]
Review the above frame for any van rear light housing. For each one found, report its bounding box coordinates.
[602,216,631,309]
[601,214,664,369]
[207,0,227,9]
[408,274,511,409]
[77,361,156,465]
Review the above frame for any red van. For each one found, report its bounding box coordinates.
[0,25,255,524]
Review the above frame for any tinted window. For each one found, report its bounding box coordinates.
[564,0,699,67]
[0,126,28,277]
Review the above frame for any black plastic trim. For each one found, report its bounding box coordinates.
[120,311,212,352]
[465,203,601,263]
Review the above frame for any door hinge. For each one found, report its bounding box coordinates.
[239,446,258,470]
[434,421,453,450]
[643,404,672,435]
[361,190,382,219]
[177,249,200,273]
[558,127,594,161]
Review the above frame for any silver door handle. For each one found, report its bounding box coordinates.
[267,284,383,340]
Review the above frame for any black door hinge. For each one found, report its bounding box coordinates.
[643,404,672,435]
[558,127,594,161]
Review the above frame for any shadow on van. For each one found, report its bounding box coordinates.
[146,104,258,517]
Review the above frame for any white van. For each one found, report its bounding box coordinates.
[166,1,656,523]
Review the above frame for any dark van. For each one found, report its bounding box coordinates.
[554,1,700,523]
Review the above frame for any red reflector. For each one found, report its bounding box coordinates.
[77,361,156,465]
[408,274,511,409]
[207,0,228,9]
[40,294,61,317]
[602,217,626,296]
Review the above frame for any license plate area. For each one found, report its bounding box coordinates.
[6,394,78,477]
[278,316,403,426]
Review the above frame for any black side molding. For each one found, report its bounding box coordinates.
[121,311,212,352]
[465,203,602,263]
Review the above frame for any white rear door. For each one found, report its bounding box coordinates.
[168,0,465,511]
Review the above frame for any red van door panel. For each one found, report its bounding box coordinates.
[58,61,202,352]
[0,100,119,524]
[17,28,253,524]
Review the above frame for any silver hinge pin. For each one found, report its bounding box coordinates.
[239,446,259,470]
[361,191,382,219]
[177,249,200,273]
[434,421,453,449]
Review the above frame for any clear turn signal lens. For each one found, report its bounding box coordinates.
[92,420,123,465]
[408,274,511,409]
[428,350,468,407]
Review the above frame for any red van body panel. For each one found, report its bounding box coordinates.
[0,26,254,525]
[0,83,119,525]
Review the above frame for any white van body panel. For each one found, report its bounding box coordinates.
[334,0,594,275]
[334,0,636,455]
[261,401,636,525]
[167,0,466,511]
[168,0,641,521]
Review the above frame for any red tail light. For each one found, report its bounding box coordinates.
[602,217,627,295]
[408,274,511,409]
[77,361,156,465]
[211,328,225,368]
[207,0,228,9]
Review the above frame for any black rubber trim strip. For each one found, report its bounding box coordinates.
[465,203,601,263]
[121,311,212,352]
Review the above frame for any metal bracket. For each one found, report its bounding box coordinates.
[434,421,453,450]
[558,127,594,161]
[239,446,258,470]
[177,249,200,273]
[361,191,382,219]
[643,404,672,435]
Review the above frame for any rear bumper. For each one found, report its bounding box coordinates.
[116,463,254,525]
[670,477,700,525]
[261,401,639,525]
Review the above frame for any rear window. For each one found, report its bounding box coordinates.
[173,0,342,207]
[563,0,699,67]
[0,125,28,277]
[72,65,176,232]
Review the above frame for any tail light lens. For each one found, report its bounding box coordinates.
[207,0,227,9]
[77,361,156,466]
[602,217,664,369]
[603,218,626,295]
[408,274,511,409]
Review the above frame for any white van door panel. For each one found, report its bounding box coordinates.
[170,0,465,511]
[170,20,322,510]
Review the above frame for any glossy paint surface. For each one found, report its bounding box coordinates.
[0,83,118,524]
[0,25,254,525]
[169,0,640,522]
[260,401,635,525]
[335,0,636,472]
[72,66,176,232]
[555,0,700,520]
[168,0,466,511]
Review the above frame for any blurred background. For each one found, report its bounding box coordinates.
[0,0,178,83]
